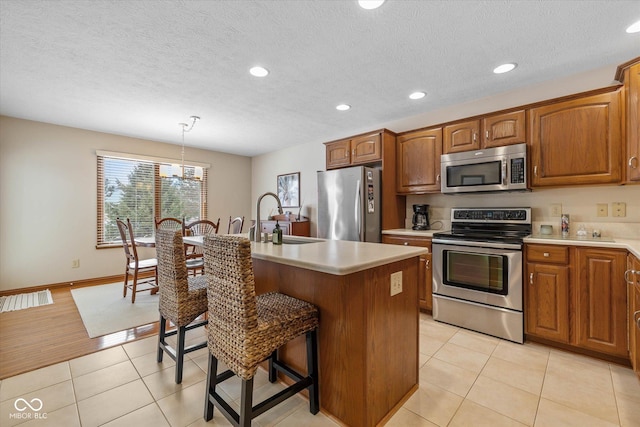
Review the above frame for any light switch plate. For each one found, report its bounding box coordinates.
[390,271,402,296]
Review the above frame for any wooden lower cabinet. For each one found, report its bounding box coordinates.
[575,247,627,357]
[525,244,628,359]
[382,234,432,311]
[627,253,640,377]
[526,262,570,343]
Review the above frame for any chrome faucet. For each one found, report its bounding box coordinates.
[255,192,284,242]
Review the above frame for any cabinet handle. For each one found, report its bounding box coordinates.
[534,166,538,177]
[403,242,409,246]
[473,133,477,142]
[485,130,490,141]
[436,174,441,183]
[625,269,637,284]
[629,156,638,169]
[530,272,534,284]
[635,310,640,329]
[543,252,550,257]
[352,149,355,157]
[425,259,430,270]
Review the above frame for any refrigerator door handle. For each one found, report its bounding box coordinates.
[355,179,362,240]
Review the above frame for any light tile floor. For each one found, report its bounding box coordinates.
[1,313,639,426]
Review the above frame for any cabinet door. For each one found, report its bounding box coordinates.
[625,63,640,182]
[443,120,480,154]
[421,252,433,311]
[529,90,622,186]
[326,139,351,169]
[482,110,526,148]
[575,248,627,356]
[526,262,570,343]
[627,254,640,376]
[396,128,442,193]
[351,133,381,165]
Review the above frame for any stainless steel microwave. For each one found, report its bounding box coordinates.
[441,143,528,194]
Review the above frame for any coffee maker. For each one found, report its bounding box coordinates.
[412,204,430,230]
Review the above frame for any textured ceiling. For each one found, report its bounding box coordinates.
[1,0,639,157]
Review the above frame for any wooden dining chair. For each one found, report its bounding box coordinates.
[115,218,158,303]
[182,218,220,275]
[154,217,183,231]
[227,216,245,234]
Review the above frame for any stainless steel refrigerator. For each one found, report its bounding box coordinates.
[317,166,381,242]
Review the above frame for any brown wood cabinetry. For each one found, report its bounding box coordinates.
[325,132,381,169]
[529,89,622,187]
[616,58,640,183]
[396,128,442,194]
[382,234,432,311]
[575,247,627,357]
[260,215,310,237]
[627,253,640,378]
[443,110,526,154]
[525,245,570,342]
[525,244,629,360]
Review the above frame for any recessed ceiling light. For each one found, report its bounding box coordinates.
[358,0,385,10]
[409,91,426,100]
[336,104,351,111]
[626,20,640,33]
[249,66,269,77]
[493,63,517,74]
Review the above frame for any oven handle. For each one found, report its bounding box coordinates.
[432,238,522,250]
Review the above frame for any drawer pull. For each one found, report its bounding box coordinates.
[625,269,638,284]
[425,259,430,270]
[530,273,534,284]
[543,252,550,257]
[403,242,409,246]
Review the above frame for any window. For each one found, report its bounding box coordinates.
[97,153,208,247]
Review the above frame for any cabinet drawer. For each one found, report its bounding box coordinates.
[526,244,569,264]
[382,234,431,251]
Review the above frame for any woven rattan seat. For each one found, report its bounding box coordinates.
[155,229,208,384]
[203,234,319,426]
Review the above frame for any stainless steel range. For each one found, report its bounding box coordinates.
[432,207,531,343]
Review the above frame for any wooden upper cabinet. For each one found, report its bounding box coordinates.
[529,89,622,187]
[325,139,352,169]
[396,128,442,193]
[443,120,480,153]
[443,111,526,154]
[616,58,640,183]
[483,110,526,148]
[325,133,381,169]
[351,133,382,165]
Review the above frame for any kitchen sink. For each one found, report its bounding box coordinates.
[281,236,323,245]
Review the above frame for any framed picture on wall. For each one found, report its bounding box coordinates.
[277,172,300,208]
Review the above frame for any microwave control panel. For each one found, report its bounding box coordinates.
[511,158,525,184]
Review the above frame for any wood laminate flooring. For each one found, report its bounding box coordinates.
[0,286,159,379]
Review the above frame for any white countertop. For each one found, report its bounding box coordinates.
[382,228,640,258]
[183,235,428,275]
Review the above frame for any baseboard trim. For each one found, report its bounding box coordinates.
[0,274,129,297]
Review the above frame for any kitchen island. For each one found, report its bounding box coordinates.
[185,235,427,426]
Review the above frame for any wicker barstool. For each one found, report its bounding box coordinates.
[155,229,208,384]
[203,234,319,426]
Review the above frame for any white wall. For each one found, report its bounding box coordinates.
[251,61,639,239]
[0,116,252,291]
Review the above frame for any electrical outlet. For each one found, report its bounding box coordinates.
[550,204,562,217]
[597,203,608,217]
[612,202,626,217]
[72,259,80,268]
[390,271,402,296]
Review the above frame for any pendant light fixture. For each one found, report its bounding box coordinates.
[160,115,202,179]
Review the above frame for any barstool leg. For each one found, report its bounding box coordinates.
[175,326,186,384]
[239,378,254,427]
[204,353,218,421]
[157,315,166,362]
[307,329,320,414]
[268,350,277,383]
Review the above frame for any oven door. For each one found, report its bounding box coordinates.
[432,241,523,311]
